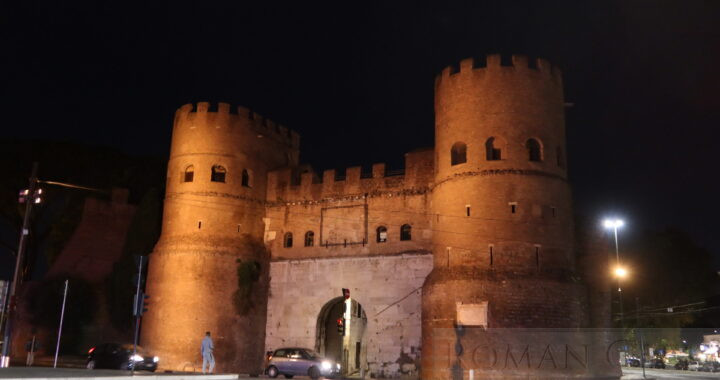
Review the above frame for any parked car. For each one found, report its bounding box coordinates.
[643,358,665,369]
[626,358,641,367]
[699,361,720,372]
[674,359,689,370]
[688,361,701,371]
[86,343,158,371]
[266,347,340,379]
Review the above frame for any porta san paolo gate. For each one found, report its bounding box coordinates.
[141,54,615,379]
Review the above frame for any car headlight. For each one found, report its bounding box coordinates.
[131,354,144,362]
[336,363,341,369]
[153,356,159,363]
[321,361,332,370]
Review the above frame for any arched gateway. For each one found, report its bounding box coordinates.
[316,297,368,376]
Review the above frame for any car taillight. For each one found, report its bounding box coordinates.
[88,347,95,354]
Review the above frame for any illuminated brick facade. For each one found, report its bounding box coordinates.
[142,54,611,378]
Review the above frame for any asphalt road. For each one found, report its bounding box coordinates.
[0,367,238,379]
[624,367,720,379]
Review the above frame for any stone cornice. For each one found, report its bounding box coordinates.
[432,168,567,189]
[270,249,432,264]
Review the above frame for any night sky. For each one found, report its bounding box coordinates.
[2,1,719,261]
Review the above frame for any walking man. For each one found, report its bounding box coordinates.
[201,331,215,374]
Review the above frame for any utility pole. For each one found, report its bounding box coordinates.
[1,163,39,368]
[614,225,624,324]
[636,297,646,379]
[53,280,69,368]
[131,256,146,374]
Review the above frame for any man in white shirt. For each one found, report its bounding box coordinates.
[201,331,215,373]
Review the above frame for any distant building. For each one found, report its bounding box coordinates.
[142,54,613,379]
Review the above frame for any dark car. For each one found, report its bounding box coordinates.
[266,347,340,379]
[674,359,689,370]
[626,358,641,367]
[86,343,158,372]
[699,361,720,372]
[641,358,665,369]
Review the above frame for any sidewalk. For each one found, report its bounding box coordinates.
[0,367,239,379]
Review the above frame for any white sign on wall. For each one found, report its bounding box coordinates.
[456,301,488,327]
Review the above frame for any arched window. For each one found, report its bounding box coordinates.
[211,165,227,182]
[283,232,293,248]
[241,169,251,187]
[376,226,388,243]
[450,142,467,166]
[526,139,542,162]
[400,224,412,241]
[556,146,564,167]
[485,138,502,160]
[184,165,194,182]
[304,231,314,247]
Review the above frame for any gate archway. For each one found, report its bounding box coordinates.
[315,297,367,376]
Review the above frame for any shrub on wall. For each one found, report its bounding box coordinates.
[234,259,261,315]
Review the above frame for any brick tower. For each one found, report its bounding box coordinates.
[421,55,588,378]
[142,102,299,373]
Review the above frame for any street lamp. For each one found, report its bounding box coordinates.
[1,166,104,368]
[614,267,627,279]
[1,164,39,368]
[604,218,625,324]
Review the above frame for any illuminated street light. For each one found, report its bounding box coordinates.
[603,218,625,283]
[614,267,627,278]
[604,217,625,325]
[603,219,624,229]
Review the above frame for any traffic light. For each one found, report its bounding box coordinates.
[342,288,350,299]
[336,318,345,336]
[133,292,150,316]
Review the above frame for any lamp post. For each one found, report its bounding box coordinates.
[0,166,103,368]
[603,218,625,325]
[1,163,39,368]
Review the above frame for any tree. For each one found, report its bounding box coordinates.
[105,188,162,331]
[621,228,719,328]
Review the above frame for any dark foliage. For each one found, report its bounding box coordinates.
[105,188,162,331]
[233,236,270,315]
[622,228,719,327]
[0,139,166,281]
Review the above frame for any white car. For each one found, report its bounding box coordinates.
[689,361,700,371]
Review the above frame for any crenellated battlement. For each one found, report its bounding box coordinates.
[173,102,300,149]
[266,149,434,203]
[435,54,562,88]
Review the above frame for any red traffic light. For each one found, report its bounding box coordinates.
[342,288,350,299]
[336,318,345,336]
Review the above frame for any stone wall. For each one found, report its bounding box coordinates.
[265,253,433,378]
[265,191,432,261]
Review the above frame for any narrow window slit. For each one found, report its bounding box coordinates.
[489,245,494,267]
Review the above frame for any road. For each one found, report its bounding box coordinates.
[0,367,238,379]
[624,367,720,379]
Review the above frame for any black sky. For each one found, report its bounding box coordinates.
[2,1,719,260]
